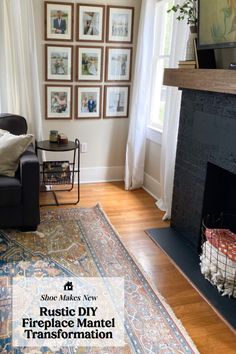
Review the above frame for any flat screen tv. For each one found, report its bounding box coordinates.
[198,0,236,49]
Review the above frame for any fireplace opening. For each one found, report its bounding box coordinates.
[200,162,236,298]
[201,162,236,234]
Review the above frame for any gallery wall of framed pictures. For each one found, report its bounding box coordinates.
[44,1,134,120]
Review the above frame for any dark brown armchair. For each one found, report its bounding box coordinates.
[0,114,40,230]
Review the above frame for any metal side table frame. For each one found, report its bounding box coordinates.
[36,139,80,206]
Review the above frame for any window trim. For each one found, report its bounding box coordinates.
[147,0,174,142]
[146,125,162,145]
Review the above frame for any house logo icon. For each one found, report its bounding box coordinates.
[64,281,73,291]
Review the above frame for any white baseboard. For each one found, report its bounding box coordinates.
[80,166,124,184]
[143,173,161,200]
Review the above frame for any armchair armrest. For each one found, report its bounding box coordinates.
[19,145,39,169]
[19,145,40,228]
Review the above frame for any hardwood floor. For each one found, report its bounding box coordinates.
[40,182,236,354]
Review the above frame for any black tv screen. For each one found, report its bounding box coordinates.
[194,39,216,68]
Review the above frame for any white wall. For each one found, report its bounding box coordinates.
[35,0,141,183]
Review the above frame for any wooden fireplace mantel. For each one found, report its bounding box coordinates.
[163,69,236,95]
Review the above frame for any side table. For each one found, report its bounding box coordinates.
[36,139,80,206]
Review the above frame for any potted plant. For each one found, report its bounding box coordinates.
[167,0,197,30]
[168,0,198,60]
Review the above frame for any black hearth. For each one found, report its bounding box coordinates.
[146,88,236,331]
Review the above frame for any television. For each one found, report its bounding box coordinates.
[198,0,236,50]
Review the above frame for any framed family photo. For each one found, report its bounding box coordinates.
[107,6,134,43]
[45,1,74,41]
[45,85,72,119]
[77,4,105,42]
[76,86,102,119]
[45,45,73,81]
[106,47,132,82]
[76,46,103,81]
[104,85,130,118]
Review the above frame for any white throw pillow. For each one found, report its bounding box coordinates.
[0,129,8,137]
[0,131,33,177]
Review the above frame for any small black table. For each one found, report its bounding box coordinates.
[36,139,80,206]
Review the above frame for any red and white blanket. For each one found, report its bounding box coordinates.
[205,228,236,262]
[200,228,236,298]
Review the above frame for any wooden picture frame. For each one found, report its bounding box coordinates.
[105,47,132,82]
[45,1,74,41]
[76,46,103,82]
[76,85,102,119]
[104,85,130,118]
[77,4,105,42]
[45,45,73,81]
[45,85,72,119]
[198,0,236,49]
[106,6,134,43]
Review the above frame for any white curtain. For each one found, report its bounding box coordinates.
[0,0,42,139]
[125,0,188,220]
[125,0,158,190]
[156,19,188,220]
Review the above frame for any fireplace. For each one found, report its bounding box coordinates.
[147,85,236,330]
[171,89,236,253]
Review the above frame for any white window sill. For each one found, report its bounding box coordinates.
[146,125,162,145]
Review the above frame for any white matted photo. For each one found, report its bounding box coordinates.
[107,6,134,43]
[76,86,102,119]
[104,85,130,118]
[106,47,132,82]
[45,1,74,41]
[77,46,103,81]
[77,4,105,42]
[46,85,72,119]
[46,45,73,81]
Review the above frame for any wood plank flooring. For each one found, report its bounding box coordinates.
[40,182,236,354]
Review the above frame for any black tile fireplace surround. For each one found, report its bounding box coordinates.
[171,89,236,252]
[147,88,236,330]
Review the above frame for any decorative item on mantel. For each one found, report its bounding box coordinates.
[178,60,196,69]
[168,0,197,61]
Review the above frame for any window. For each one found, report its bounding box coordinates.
[148,0,174,133]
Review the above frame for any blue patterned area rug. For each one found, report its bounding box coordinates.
[0,205,199,353]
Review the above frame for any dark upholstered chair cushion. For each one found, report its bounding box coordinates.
[0,114,27,135]
[0,176,21,207]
